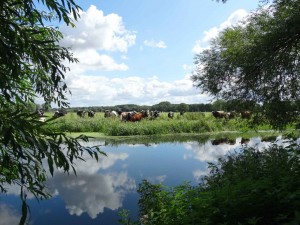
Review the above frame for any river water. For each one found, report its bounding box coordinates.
[0,135,280,225]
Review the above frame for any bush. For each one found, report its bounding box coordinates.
[119,140,300,225]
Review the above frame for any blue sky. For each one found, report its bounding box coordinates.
[57,0,260,107]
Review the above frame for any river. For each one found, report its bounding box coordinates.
[0,135,281,225]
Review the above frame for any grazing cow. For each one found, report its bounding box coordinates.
[180,111,185,116]
[104,110,118,118]
[141,110,150,118]
[122,111,138,121]
[212,111,227,119]
[88,111,95,118]
[53,110,67,118]
[150,110,160,120]
[241,111,252,119]
[116,109,123,116]
[127,112,143,122]
[120,111,130,121]
[168,111,174,118]
[77,110,86,118]
[227,111,236,119]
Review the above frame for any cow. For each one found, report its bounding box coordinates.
[104,110,118,118]
[168,111,174,118]
[88,111,95,118]
[120,111,131,121]
[150,110,160,120]
[77,110,86,118]
[227,111,236,119]
[212,111,227,119]
[141,110,150,118]
[127,112,143,122]
[53,110,67,118]
[180,111,185,116]
[241,111,252,119]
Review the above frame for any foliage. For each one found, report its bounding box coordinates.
[0,1,104,224]
[152,101,174,112]
[60,102,213,113]
[177,103,189,112]
[119,140,300,225]
[192,0,300,129]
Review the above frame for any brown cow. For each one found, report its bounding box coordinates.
[241,111,252,119]
[212,111,227,119]
[128,112,143,122]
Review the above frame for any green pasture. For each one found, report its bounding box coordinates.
[42,111,283,136]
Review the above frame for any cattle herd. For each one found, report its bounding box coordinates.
[104,109,161,122]
[211,110,252,119]
[39,109,251,122]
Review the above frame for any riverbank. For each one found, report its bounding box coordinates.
[64,130,299,148]
[45,111,281,135]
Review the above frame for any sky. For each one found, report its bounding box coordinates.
[56,0,261,107]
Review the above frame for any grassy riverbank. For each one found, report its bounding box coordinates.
[44,111,297,137]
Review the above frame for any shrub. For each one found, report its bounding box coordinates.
[119,140,300,225]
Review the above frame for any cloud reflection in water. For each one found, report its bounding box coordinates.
[45,151,136,219]
[0,204,21,225]
[184,137,275,182]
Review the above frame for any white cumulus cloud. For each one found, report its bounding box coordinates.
[143,40,167,48]
[61,5,136,52]
[64,72,211,106]
[59,5,135,72]
[192,9,248,54]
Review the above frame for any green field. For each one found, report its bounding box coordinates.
[42,111,284,136]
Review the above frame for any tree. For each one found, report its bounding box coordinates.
[152,101,173,112]
[0,1,103,224]
[192,0,300,129]
[177,103,189,113]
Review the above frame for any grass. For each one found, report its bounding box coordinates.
[43,111,293,137]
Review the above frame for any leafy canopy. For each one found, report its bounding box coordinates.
[192,0,300,129]
[0,0,104,223]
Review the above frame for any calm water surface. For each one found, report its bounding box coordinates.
[0,136,278,225]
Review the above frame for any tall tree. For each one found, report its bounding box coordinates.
[152,101,173,112]
[177,103,189,113]
[192,0,300,129]
[0,1,103,224]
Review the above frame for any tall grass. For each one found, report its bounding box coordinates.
[44,111,275,136]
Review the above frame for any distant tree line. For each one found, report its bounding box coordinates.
[32,100,267,114]
[35,101,215,113]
